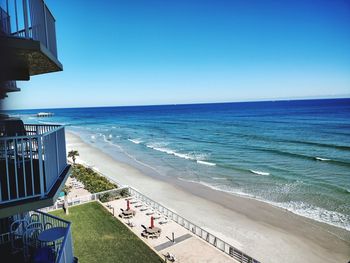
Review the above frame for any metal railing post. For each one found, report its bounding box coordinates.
[43,2,49,48]
[22,0,29,38]
[14,0,19,33]
[56,131,60,175]
[37,137,45,197]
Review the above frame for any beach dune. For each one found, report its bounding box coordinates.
[66,131,350,263]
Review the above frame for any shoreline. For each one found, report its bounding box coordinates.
[66,131,350,263]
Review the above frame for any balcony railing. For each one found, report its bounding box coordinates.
[0,124,68,204]
[32,210,74,263]
[0,210,74,263]
[0,0,58,58]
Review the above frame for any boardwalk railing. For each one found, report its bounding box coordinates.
[0,0,58,58]
[128,187,260,263]
[0,124,68,204]
[43,186,260,263]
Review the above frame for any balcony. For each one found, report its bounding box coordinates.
[0,210,74,263]
[0,123,71,218]
[0,0,63,81]
[0,80,20,99]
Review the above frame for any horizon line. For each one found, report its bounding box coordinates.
[5,95,350,111]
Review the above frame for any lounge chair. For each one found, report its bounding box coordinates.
[149,232,160,239]
[165,252,176,262]
[141,231,149,238]
[159,219,169,225]
[119,213,132,219]
[127,221,135,228]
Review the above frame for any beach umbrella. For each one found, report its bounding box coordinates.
[151,216,154,228]
[127,200,130,210]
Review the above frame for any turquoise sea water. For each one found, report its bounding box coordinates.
[11,99,350,230]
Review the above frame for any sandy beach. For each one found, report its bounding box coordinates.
[66,131,350,263]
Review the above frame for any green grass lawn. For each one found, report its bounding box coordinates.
[51,202,163,263]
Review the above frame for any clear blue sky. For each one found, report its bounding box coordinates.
[7,0,350,109]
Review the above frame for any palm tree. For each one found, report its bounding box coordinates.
[68,150,79,165]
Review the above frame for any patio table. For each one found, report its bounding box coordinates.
[38,227,66,253]
[123,209,135,216]
[146,227,161,234]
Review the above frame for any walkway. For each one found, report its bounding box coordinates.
[104,197,237,263]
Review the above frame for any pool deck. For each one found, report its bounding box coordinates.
[104,197,236,263]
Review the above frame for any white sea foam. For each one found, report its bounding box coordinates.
[102,134,123,150]
[146,144,196,160]
[173,152,196,160]
[178,178,256,199]
[268,200,350,231]
[128,138,142,144]
[197,160,216,166]
[315,157,331,161]
[250,170,270,176]
[177,177,350,231]
[146,143,212,165]
[37,120,66,125]
[101,135,160,174]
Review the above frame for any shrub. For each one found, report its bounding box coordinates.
[71,164,117,193]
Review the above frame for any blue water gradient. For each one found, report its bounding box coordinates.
[9,99,350,230]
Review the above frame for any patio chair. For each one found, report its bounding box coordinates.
[149,232,160,239]
[10,219,29,254]
[141,231,149,238]
[159,220,169,225]
[26,222,44,231]
[165,252,176,262]
[29,213,40,223]
[44,222,53,230]
[127,221,135,228]
[23,226,43,260]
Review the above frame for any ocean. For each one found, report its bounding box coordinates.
[9,98,350,230]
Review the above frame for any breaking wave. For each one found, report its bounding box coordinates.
[250,170,270,176]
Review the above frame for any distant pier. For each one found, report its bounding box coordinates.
[37,112,54,117]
